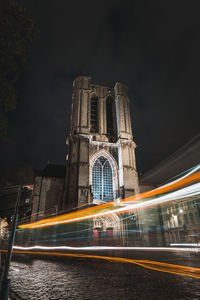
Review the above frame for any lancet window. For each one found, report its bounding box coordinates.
[92,156,113,202]
[90,96,98,132]
[106,96,114,135]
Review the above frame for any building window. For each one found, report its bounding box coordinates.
[92,156,113,202]
[90,96,98,132]
[106,97,114,135]
[178,215,182,226]
[189,213,195,225]
[184,214,189,225]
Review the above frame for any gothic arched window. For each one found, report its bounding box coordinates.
[90,96,98,132]
[92,156,113,202]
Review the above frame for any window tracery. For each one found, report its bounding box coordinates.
[92,155,113,201]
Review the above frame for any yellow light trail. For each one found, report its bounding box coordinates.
[6,250,200,280]
[18,168,200,229]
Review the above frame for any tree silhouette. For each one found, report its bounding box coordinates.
[0,0,36,141]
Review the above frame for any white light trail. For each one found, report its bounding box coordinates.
[170,243,200,247]
[31,182,200,228]
[13,245,200,253]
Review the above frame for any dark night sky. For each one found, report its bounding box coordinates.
[1,0,200,174]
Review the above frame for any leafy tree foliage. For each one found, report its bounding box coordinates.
[0,0,36,141]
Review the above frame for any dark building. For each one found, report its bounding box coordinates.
[31,164,66,221]
[139,133,200,246]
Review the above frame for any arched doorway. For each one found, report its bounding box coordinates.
[93,215,122,245]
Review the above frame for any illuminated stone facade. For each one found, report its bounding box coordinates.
[31,76,139,227]
[65,76,139,209]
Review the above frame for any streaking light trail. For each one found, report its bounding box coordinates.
[12,245,200,253]
[18,164,200,229]
[19,175,200,229]
[7,164,200,282]
[6,249,200,280]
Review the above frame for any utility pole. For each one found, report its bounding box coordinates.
[0,185,22,300]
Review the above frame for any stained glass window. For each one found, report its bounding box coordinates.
[92,159,102,200]
[92,156,113,202]
[103,160,113,200]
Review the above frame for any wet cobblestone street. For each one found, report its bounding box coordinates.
[8,256,200,300]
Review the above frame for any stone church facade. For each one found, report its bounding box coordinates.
[31,76,139,221]
[28,77,200,246]
[65,76,139,209]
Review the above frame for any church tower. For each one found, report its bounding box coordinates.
[65,76,139,209]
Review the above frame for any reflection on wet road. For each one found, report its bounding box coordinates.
[9,256,200,300]
[10,249,200,279]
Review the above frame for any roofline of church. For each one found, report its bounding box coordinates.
[74,75,128,89]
